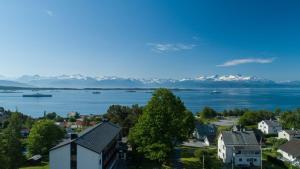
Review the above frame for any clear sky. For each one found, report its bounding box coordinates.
[0,0,300,81]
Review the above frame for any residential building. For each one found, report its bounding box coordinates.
[277,140,300,164]
[193,122,216,146]
[258,120,282,134]
[49,121,121,169]
[218,130,261,167]
[278,129,300,141]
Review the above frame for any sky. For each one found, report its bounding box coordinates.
[0,0,300,81]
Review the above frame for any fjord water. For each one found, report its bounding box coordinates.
[0,88,300,117]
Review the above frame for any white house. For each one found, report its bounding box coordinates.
[258,120,282,134]
[50,121,121,169]
[218,130,261,167]
[278,129,300,141]
[277,140,300,163]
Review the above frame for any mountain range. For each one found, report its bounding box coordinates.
[0,74,299,88]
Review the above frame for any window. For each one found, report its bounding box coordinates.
[254,159,257,162]
[239,158,242,162]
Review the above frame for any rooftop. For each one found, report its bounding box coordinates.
[51,121,121,154]
[261,120,281,127]
[221,131,259,145]
[279,140,300,158]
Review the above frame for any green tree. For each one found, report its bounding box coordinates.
[27,119,65,156]
[2,112,24,169]
[239,110,275,126]
[198,107,217,119]
[45,112,57,120]
[280,111,300,129]
[194,149,213,169]
[128,88,194,162]
[104,104,143,136]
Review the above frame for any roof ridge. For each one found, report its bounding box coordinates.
[78,121,120,138]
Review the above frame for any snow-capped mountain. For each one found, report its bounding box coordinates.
[1,74,284,88]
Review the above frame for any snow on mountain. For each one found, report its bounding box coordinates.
[5,74,297,88]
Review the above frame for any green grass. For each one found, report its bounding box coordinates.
[20,163,49,169]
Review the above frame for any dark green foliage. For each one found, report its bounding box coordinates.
[238,110,275,126]
[128,88,195,162]
[1,112,24,169]
[27,119,65,156]
[266,155,288,169]
[198,107,217,119]
[267,138,287,150]
[104,104,143,136]
[222,108,248,117]
[280,110,300,129]
[194,149,213,169]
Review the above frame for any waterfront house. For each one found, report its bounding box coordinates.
[218,129,261,167]
[193,122,217,146]
[49,121,121,169]
[258,120,282,135]
[278,129,300,141]
[277,140,300,164]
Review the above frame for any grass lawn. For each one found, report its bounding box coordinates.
[180,146,222,169]
[20,163,49,169]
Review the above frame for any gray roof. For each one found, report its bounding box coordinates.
[279,140,300,158]
[51,122,121,154]
[262,120,281,127]
[195,123,216,136]
[221,131,259,145]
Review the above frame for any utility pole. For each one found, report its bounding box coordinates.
[203,154,205,169]
[260,138,263,169]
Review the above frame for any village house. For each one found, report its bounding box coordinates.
[193,122,216,146]
[277,140,300,166]
[278,129,300,141]
[258,120,282,134]
[49,121,121,169]
[218,129,261,167]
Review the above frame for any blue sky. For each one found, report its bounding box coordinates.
[0,0,300,81]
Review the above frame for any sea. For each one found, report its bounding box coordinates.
[0,88,300,117]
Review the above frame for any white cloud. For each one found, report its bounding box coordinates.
[217,58,275,67]
[45,10,54,17]
[147,43,196,53]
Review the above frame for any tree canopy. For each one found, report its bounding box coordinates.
[238,110,275,126]
[1,112,24,169]
[104,104,143,136]
[128,88,194,162]
[280,110,300,129]
[27,119,65,156]
[198,107,218,119]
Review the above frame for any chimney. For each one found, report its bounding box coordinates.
[70,133,78,140]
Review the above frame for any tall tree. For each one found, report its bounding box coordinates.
[2,112,24,169]
[129,88,194,162]
[104,104,143,136]
[27,119,65,156]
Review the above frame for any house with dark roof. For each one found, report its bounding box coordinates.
[217,129,261,167]
[278,129,300,141]
[278,140,300,163]
[193,123,216,146]
[258,120,282,134]
[49,121,121,169]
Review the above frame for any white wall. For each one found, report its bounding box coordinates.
[50,144,71,169]
[278,149,296,162]
[278,131,290,140]
[234,155,261,166]
[77,145,102,169]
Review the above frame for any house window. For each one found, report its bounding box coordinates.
[254,159,257,162]
[239,158,242,162]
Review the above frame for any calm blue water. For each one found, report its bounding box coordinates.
[0,88,300,117]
